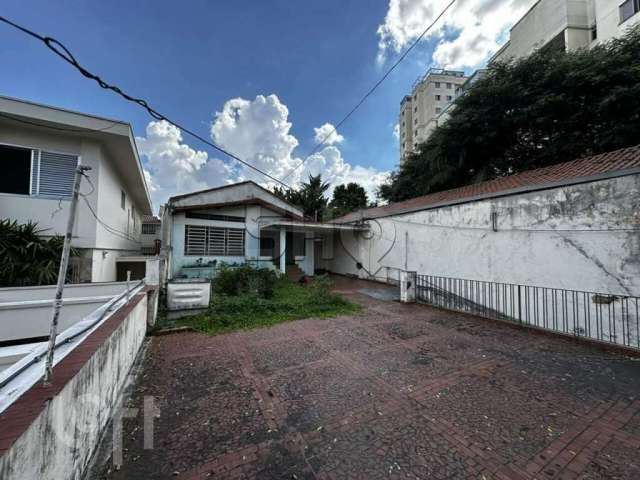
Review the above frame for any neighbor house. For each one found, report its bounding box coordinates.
[0,95,152,282]
[161,181,366,280]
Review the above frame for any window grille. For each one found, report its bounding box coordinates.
[184,225,245,256]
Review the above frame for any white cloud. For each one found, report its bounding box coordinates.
[136,120,232,210]
[210,94,389,200]
[138,95,390,209]
[313,122,344,145]
[377,0,535,68]
[393,123,400,139]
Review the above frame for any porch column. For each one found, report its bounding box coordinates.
[279,228,286,274]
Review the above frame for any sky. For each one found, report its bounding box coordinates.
[0,0,535,212]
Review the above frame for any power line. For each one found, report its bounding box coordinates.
[0,15,292,189]
[279,0,457,182]
[80,174,141,244]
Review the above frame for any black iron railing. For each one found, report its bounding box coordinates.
[416,274,640,350]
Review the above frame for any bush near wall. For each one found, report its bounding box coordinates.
[0,219,75,287]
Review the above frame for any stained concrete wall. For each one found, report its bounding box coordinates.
[329,174,640,296]
[0,294,148,480]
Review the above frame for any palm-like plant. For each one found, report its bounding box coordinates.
[0,219,76,287]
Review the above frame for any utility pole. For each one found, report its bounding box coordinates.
[43,164,91,384]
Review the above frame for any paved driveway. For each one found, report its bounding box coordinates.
[98,277,640,479]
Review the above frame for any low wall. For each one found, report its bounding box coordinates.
[330,174,640,296]
[0,282,132,343]
[0,290,150,480]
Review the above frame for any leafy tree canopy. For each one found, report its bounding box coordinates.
[379,26,640,202]
[273,174,330,219]
[328,182,369,219]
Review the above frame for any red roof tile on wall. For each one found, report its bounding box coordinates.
[334,145,640,223]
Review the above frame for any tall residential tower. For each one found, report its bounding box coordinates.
[399,69,467,162]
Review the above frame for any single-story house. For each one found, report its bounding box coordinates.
[0,95,153,282]
[161,181,366,280]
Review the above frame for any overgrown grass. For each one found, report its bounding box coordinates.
[175,276,360,335]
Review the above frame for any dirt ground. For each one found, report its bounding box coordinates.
[93,276,640,479]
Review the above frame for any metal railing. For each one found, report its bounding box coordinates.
[416,274,640,350]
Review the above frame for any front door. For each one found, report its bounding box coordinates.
[285,231,295,264]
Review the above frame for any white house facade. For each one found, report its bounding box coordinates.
[0,95,152,282]
[161,181,366,281]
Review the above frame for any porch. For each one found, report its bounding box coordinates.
[257,220,368,277]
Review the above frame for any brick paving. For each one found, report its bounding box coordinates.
[95,277,640,479]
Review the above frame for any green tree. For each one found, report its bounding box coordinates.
[380,26,640,202]
[273,174,330,219]
[329,182,369,218]
[0,219,77,287]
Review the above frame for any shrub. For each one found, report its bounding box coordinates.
[0,219,77,287]
[212,264,279,298]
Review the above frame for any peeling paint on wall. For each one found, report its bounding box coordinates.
[330,175,640,296]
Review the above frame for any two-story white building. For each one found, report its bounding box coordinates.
[0,95,152,282]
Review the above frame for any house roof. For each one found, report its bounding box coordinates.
[334,145,640,224]
[0,95,152,215]
[168,181,305,219]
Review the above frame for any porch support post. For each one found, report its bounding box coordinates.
[279,228,286,274]
[400,270,416,303]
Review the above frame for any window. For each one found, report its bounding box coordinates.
[0,145,77,198]
[414,106,418,112]
[185,212,245,222]
[184,225,245,256]
[436,107,442,114]
[259,237,275,256]
[142,223,158,235]
[446,95,452,101]
[414,118,418,124]
[446,82,452,89]
[121,190,126,209]
[38,151,77,197]
[591,24,598,41]
[620,0,640,23]
[0,144,31,194]
[435,95,441,101]
[132,206,136,229]
[435,82,441,88]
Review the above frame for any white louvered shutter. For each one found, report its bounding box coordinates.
[226,228,245,256]
[30,150,40,195]
[38,151,78,198]
[185,225,207,255]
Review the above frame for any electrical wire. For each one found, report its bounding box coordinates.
[279,0,457,182]
[79,173,141,243]
[81,195,141,244]
[0,15,292,189]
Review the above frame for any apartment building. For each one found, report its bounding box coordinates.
[399,69,467,162]
[491,0,640,63]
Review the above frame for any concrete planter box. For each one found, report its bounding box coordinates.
[167,279,211,311]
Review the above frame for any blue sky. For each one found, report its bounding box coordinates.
[0,0,531,209]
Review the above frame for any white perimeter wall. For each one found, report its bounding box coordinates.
[0,293,148,480]
[329,174,640,296]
